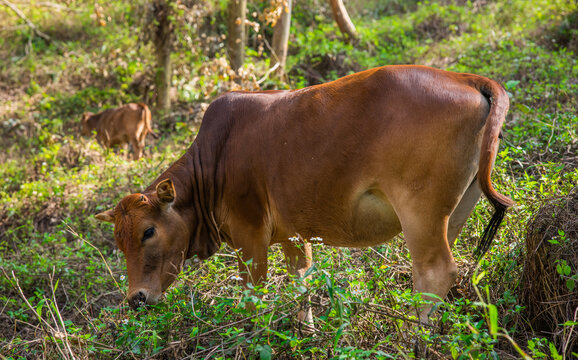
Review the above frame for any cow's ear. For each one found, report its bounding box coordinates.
[95,209,115,223]
[156,178,175,204]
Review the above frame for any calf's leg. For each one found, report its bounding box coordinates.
[130,136,144,160]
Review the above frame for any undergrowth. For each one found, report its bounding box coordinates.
[1,0,577,358]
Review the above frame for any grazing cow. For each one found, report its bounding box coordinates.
[95,65,513,323]
[80,103,157,160]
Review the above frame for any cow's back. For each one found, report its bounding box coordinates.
[204,66,492,246]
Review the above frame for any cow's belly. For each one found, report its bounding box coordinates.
[351,188,402,246]
[319,189,402,248]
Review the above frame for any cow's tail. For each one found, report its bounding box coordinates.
[472,77,515,261]
[139,103,159,139]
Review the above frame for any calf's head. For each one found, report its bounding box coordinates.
[96,179,191,309]
[80,112,94,137]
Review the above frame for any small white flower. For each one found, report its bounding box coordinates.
[310,237,324,246]
[122,319,128,325]
[120,275,126,281]
[229,275,243,281]
[289,236,299,242]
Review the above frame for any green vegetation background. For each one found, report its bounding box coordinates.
[0,0,576,358]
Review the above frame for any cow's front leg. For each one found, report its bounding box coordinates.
[235,238,269,314]
[281,239,314,330]
[237,248,268,286]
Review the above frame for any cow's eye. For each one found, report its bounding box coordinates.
[142,227,155,242]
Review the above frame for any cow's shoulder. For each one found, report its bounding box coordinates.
[201,91,283,129]
[199,93,235,130]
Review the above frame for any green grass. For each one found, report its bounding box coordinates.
[1,0,577,358]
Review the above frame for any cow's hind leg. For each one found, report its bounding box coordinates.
[281,240,314,329]
[447,178,482,248]
[402,212,457,323]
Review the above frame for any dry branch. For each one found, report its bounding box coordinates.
[329,0,357,41]
[1,0,52,42]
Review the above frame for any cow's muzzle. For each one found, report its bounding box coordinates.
[127,289,162,310]
[128,291,147,310]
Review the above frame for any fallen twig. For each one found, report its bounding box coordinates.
[64,222,126,297]
[48,268,77,360]
[3,269,70,360]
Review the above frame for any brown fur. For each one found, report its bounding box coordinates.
[96,65,513,321]
[81,103,157,160]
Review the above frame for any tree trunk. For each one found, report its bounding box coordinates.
[152,0,173,116]
[155,41,172,116]
[329,0,357,41]
[271,0,292,75]
[227,0,246,73]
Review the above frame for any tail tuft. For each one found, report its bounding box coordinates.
[137,103,157,139]
[473,204,507,261]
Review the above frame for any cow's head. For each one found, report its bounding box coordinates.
[95,178,191,309]
[80,112,94,136]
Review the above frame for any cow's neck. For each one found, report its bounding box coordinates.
[148,142,223,260]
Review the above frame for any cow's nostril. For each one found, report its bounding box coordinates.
[129,291,147,310]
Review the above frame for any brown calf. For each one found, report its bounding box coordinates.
[81,103,157,160]
[95,65,513,323]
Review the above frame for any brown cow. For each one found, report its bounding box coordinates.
[95,65,513,324]
[80,103,157,160]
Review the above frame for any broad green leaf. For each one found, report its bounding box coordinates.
[259,344,272,360]
[566,279,575,292]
